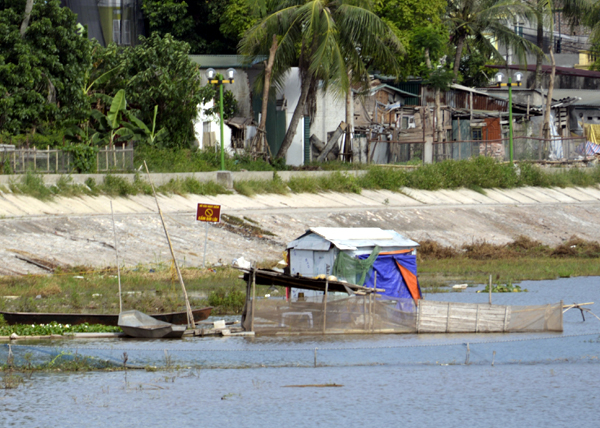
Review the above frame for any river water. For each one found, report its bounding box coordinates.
[1,277,599,427]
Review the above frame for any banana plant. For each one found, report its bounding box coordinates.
[82,64,123,97]
[121,105,169,146]
[89,89,134,148]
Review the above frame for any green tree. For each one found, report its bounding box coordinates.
[123,33,215,148]
[241,0,404,160]
[220,0,262,41]
[446,0,539,80]
[374,0,446,79]
[142,0,237,54]
[0,0,92,134]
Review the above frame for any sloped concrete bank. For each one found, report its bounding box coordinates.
[1,185,600,274]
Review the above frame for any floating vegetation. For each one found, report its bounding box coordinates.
[0,321,121,337]
[477,282,528,293]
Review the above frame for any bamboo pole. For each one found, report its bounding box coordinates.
[322,279,328,334]
[488,274,492,305]
[251,268,256,332]
[143,161,195,329]
[370,272,376,332]
[562,302,594,309]
[110,201,123,313]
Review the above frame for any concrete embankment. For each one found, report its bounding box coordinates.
[1,183,600,274]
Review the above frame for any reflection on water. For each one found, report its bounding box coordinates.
[1,277,599,427]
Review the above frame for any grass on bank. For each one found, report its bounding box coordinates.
[2,156,600,201]
[0,265,272,316]
[417,235,600,290]
[4,173,232,201]
[0,236,598,316]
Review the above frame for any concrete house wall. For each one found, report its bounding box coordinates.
[277,68,346,166]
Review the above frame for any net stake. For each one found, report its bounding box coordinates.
[250,268,256,332]
[322,279,329,334]
[110,201,122,313]
[143,161,195,329]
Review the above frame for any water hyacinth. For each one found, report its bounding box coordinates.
[0,322,121,336]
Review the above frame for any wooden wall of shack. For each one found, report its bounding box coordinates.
[351,82,577,164]
[422,86,509,112]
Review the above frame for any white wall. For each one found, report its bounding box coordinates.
[279,68,346,166]
[192,99,233,154]
[313,85,346,144]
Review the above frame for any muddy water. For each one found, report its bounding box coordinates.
[1,277,599,427]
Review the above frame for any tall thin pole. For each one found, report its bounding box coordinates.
[110,201,122,313]
[219,76,225,171]
[508,77,514,164]
[143,161,195,329]
[250,268,256,332]
[322,279,329,334]
[203,221,208,268]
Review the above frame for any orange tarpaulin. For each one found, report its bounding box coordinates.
[379,249,422,301]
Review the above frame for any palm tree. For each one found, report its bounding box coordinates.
[446,0,539,80]
[240,0,404,159]
[20,0,34,36]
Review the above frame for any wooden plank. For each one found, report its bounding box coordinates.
[317,122,347,162]
[14,255,54,272]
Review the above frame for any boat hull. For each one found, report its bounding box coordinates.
[118,310,187,339]
[0,307,212,326]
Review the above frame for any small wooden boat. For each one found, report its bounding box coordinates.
[118,310,187,339]
[0,307,212,326]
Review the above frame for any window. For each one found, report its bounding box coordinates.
[514,23,524,37]
[121,20,131,45]
[112,20,120,45]
[472,128,483,141]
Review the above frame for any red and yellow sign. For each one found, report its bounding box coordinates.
[196,203,221,223]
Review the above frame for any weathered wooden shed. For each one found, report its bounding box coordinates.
[287,227,418,278]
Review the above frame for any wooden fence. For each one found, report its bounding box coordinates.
[0,148,134,174]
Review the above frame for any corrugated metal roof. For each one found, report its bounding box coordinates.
[188,55,266,68]
[551,89,600,107]
[287,228,419,251]
[369,84,421,98]
[287,233,331,251]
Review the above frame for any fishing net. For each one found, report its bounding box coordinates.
[1,330,598,370]
[332,246,380,285]
[243,296,563,336]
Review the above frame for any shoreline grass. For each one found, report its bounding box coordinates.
[0,265,260,316]
[417,235,600,288]
[0,236,598,316]
[2,157,600,200]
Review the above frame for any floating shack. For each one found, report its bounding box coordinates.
[240,228,563,335]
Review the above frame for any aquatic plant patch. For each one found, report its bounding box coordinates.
[0,322,121,337]
[477,282,528,293]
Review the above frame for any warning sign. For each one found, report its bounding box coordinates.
[196,203,221,223]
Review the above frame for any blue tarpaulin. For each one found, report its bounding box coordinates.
[359,253,421,300]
